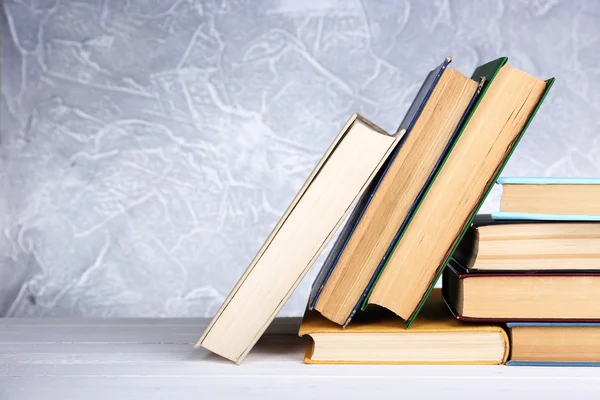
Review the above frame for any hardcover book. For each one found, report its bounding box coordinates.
[443,261,600,322]
[492,177,600,221]
[308,57,483,326]
[299,289,508,365]
[364,58,555,326]
[452,214,600,271]
[507,322,600,366]
[197,114,401,363]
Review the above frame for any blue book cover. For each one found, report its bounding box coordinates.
[491,212,600,221]
[497,177,600,185]
[507,322,600,367]
[506,361,600,367]
[308,57,484,326]
[493,176,600,221]
[308,58,454,313]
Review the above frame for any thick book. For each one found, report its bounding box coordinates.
[308,58,482,326]
[507,322,600,366]
[492,177,600,221]
[443,261,600,322]
[364,57,554,326]
[299,289,508,365]
[197,114,401,363]
[452,215,600,271]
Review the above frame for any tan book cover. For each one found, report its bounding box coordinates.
[300,289,508,365]
[197,114,401,363]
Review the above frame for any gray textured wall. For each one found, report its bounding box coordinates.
[1,0,599,317]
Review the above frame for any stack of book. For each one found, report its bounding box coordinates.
[444,178,600,366]
[195,56,568,366]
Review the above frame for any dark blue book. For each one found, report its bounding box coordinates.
[309,58,483,325]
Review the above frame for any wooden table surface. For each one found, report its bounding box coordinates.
[1,318,599,399]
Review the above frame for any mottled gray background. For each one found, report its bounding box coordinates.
[1,0,599,318]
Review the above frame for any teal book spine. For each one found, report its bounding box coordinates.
[491,212,600,221]
[493,177,600,221]
[506,361,600,367]
[507,322,600,366]
[497,177,600,185]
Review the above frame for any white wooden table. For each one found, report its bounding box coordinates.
[1,318,599,399]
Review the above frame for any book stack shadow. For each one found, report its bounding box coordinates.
[195,56,597,366]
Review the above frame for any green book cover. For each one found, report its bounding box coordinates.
[361,57,555,327]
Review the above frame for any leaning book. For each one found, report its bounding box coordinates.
[197,114,401,364]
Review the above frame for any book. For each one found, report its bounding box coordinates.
[308,58,482,326]
[197,114,401,363]
[496,177,600,219]
[443,261,600,322]
[299,289,508,365]
[365,58,554,326]
[492,212,600,222]
[452,215,600,271]
[507,322,600,366]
